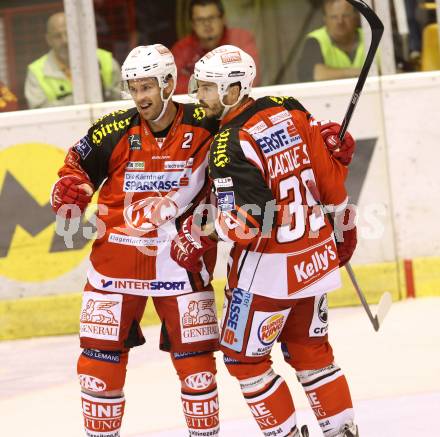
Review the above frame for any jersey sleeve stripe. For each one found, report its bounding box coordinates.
[239,139,265,174]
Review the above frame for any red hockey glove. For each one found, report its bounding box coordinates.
[171,215,217,273]
[334,207,357,267]
[336,226,357,267]
[320,122,356,166]
[51,175,93,218]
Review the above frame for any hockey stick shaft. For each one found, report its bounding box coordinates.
[339,0,384,141]
[335,1,386,329]
[305,179,390,331]
[345,262,379,330]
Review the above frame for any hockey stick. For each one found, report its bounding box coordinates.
[306,179,392,331]
[338,0,384,141]
[337,1,391,330]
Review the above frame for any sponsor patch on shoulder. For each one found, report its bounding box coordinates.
[247,120,268,135]
[128,134,142,150]
[269,110,292,125]
[74,136,92,160]
[214,177,233,188]
[217,191,235,211]
[253,119,303,157]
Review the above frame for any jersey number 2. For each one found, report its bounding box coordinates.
[182,132,193,149]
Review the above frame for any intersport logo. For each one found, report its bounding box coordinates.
[294,243,337,283]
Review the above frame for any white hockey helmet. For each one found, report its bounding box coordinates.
[121,44,177,121]
[192,45,256,106]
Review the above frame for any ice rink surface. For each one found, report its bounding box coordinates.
[2,297,440,437]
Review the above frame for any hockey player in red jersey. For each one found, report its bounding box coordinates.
[171,45,358,437]
[51,45,221,437]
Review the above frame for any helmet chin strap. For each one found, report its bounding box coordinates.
[218,103,232,120]
[152,89,172,123]
[217,90,243,120]
[152,78,175,123]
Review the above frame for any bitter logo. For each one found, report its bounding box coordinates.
[0,143,93,282]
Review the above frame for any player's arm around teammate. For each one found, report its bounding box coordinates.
[51,45,224,437]
[172,45,359,437]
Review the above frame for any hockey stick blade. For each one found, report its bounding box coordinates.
[346,264,392,331]
[339,0,384,140]
[376,291,392,328]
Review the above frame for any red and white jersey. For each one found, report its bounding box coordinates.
[209,96,348,299]
[58,104,219,296]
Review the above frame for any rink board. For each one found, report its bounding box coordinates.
[0,258,437,340]
[1,72,440,339]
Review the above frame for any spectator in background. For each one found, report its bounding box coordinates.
[405,0,422,62]
[297,0,365,82]
[0,80,18,112]
[172,0,260,94]
[24,12,121,109]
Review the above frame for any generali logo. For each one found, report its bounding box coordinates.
[80,299,119,325]
[182,299,217,327]
[79,293,122,341]
[178,293,219,343]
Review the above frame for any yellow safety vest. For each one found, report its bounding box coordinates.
[28,48,113,102]
[307,27,365,69]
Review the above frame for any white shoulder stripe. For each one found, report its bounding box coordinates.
[240,140,264,173]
